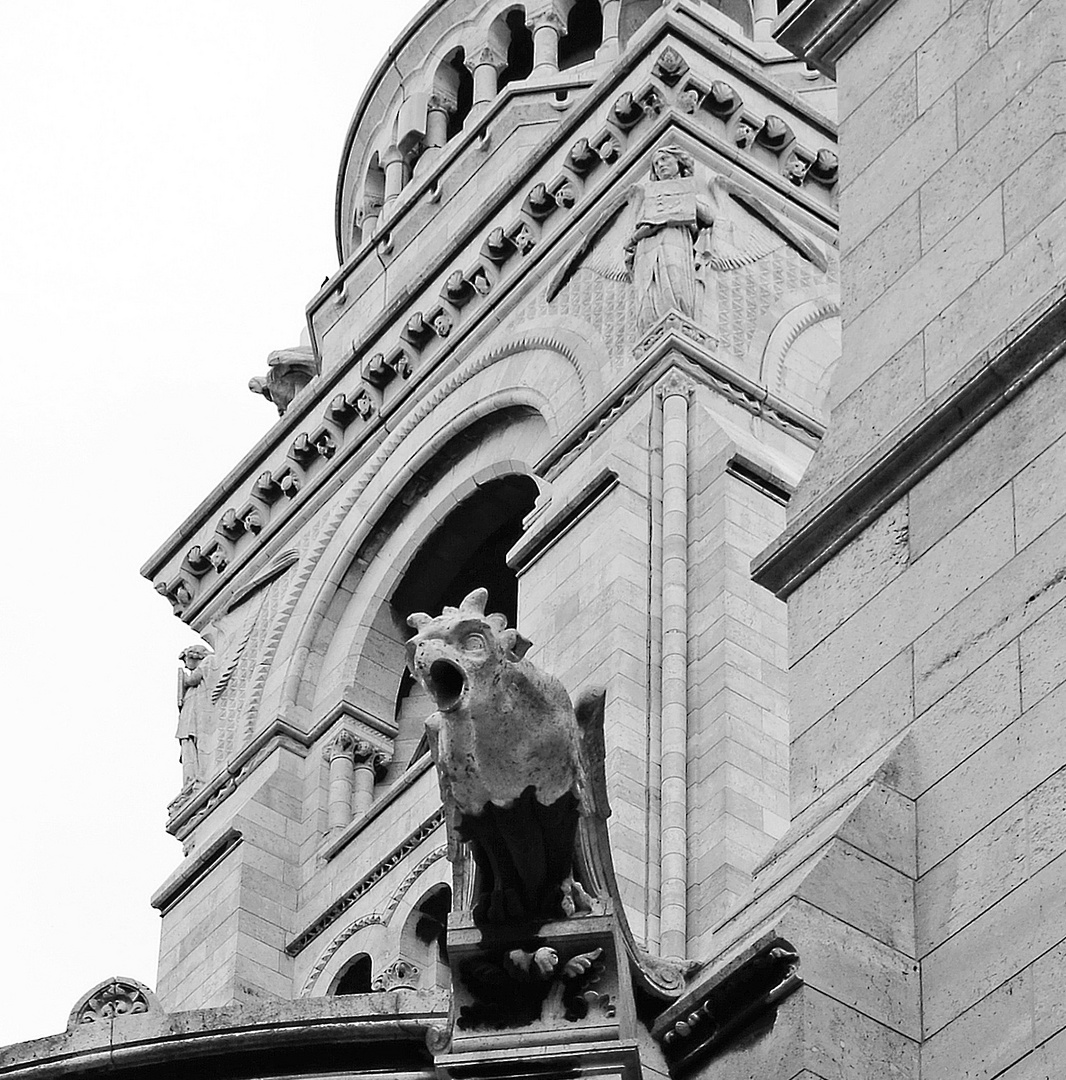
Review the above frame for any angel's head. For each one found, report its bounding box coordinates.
[651,146,694,181]
[180,644,210,668]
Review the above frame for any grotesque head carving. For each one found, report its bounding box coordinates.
[406,588,530,715]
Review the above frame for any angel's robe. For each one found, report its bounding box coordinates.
[629,177,701,330]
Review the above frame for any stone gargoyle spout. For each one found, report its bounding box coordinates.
[406,588,602,927]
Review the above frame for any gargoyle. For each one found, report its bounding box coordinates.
[406,588,605,926]
[248,345,319,416]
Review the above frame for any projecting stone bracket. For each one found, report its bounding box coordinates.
[651,936,802,1076]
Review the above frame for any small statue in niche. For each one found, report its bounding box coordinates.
[546,144,828,333]
[406,588,605,927]
[176,644,212,789]
[248,346,319,416]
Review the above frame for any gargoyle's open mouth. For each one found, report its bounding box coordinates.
[427,659,467,711]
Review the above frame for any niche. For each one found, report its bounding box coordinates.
[330,954,372,995]
[436,47,475,139]
[497,8,535,90]
[559,0,603,69]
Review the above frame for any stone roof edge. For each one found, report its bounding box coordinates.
[752,281,1066,598]
[142,13,838,607]
[773,0,903,77]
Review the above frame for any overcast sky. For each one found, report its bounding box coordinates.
[0,0,425,1045]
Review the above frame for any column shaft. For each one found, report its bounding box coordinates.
[659,381,691,960]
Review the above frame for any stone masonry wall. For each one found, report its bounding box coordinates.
[774,1,1066,1076]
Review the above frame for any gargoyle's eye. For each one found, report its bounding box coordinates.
[461,633,487,652]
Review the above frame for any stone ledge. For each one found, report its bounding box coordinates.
[753,282,1066,598]
[773,0,903,77]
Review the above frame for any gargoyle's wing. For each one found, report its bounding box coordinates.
[546,192,634,302]
[706,178,828,273]
[574,686,609,820]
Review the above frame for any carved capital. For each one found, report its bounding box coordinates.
[466,42,507,73]
[327,729,358,762]
[372,958,420,991]
[527,8,566,33]
[657,368,697,401]
[428,91,457,115]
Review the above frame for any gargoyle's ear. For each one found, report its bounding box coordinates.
[486,613,508,634]
[501,629,533,660]
[407,612,431,632]
[460,588,489,616]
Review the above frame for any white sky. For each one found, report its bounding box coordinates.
[0,0,425,1046]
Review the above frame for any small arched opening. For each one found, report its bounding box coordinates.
[400,885,453,988]
[330,953,372,995]
[389,473,540,772]
[497,8,535,91]
[559,0,603,69]
[435,47,475,140]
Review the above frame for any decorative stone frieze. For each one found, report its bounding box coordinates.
[287,810,446,955]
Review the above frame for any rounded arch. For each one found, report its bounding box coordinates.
[397,883,453,989]
[434,46,475,139]
[303,917,388,998]
[752,294,841,421]
[330,953,373,995]
[268,333,598,725]
[493,7,534,91]
[559,0,603,68]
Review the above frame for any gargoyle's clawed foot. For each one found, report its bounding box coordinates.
[561,876,595,917]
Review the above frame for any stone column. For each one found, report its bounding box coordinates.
[529,9,566,76]
[601,0,622,59]
[360,196,382,242]
[327,731,357,832]
[351,742,389,817]
[658,370,693,960]
[466,44,506,118]
[753,0,777,41]
[382,147,407,219]
[414,93,454,177]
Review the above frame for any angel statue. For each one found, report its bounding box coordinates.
[176,643,212,789]
[548,144,828,334]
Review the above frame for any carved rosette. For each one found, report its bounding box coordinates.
[371,958,421,991]
[67,977,160,1029]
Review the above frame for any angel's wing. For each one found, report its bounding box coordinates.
[574,686,609,821]
[546,192,635,302]
[704,178,828,273]
[210,622,253,704]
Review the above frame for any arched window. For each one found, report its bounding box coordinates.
[400,885,452,988]
[331,954,372,995]
[497,8,534,91]
[435,48,475,140]
[559,0,603,69]
[388,474,540,773]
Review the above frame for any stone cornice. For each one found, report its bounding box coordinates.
[144,16,838,623]
[0,994,448,1080]
[753,282,1066,599]
[773,0,902,77]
